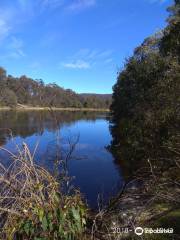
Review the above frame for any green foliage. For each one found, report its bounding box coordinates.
[80,94,112,109]
[16,194,86,240]
[0,144,87,240]
[110,0,180,171]
[0,88,17,107]
[0,69,111,109]
[109,4,180,239]
[160,0,180,57]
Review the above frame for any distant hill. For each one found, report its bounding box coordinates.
[80,93,112,99]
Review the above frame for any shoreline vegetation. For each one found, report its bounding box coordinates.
[0,144,87,240]
[0,105,110,112]
[0,67,112,110]
[107,0,180,239]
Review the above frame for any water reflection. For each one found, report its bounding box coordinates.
[0,111,102,143]
[0,110,123,208]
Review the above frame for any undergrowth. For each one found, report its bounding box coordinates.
[0,143,87,240]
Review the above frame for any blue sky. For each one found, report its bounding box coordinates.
[0,0,172,93]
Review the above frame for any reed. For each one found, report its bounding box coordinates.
[0,143,87,240]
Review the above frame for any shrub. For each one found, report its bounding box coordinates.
[0,143,87,240]
[0,88,17,107]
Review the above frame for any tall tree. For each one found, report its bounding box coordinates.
[110,0,180,171]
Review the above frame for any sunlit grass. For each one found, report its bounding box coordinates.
[0,143,87,240]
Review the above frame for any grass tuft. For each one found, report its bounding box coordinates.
[0,143,87,240]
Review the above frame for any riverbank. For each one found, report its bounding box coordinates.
[0,105,109,112]
[90,178,180,239]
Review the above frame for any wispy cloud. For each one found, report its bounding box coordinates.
[0,0,96,42]
[0,9,13,42]
[41,0,65,10]
[66,0,96,12]
[40,0,97,13]
[61,60,90,69]
[0,19,11,41]
[3,37,26,59]
[72,48,113,61]
[147,0,168,4]
[0,2,30,43]
[104,58,113,64]
[60,48,114,70]
[9,37,26,58]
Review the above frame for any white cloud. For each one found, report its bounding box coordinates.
[61,60,90,69]
[60,48,114,70]
[41,0,65,10]
[9,37,23,50]
[40,0,96,13]
[66,0,96,12]
[0,8,14,42]
[147,0,168,4]
[97,50,113,58]
[104,58,113,64]
[72,48,113,61]
[0,4,28,43]
[7,37,26,59]
[0,4,27,59]
[8,50,25,59]
[0,19,11,41]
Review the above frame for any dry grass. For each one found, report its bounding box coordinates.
[0,143,87,240]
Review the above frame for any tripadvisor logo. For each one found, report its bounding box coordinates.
[135,227,144,236]
[134,227,174,236]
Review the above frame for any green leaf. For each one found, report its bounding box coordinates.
[54,192,61,203]
[47,212,53,231]
[71,207,80,222]
[58,224,63,234]
[23,221,31,235]
[56,208,63,223]
[39,208,44,222]
[42,216,48,231]
[76,221,82,231]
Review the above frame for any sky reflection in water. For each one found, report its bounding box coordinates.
[0,111,123,208]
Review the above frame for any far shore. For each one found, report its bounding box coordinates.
[0,106,110,112]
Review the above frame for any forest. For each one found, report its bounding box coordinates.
[110,0,179,169]
[107,0,180,238]
[0,68,111,109]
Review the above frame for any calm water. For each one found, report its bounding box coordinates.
[0,111,123,208]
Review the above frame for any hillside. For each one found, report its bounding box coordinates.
[0,68,111,109]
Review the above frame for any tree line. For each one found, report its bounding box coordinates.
[110,0,179,169]
[0,68,111,109]
[109,1,180,235]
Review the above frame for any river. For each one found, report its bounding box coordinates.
[0,110,123,208]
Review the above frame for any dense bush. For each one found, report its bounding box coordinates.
[0,88,17,107]
[108,2,180,238]
[110,0,180,169]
